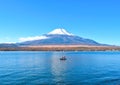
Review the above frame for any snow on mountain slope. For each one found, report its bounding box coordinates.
[48,28,74,36]
[0,28,109,47]
[17,28,101,46]
[19,29,73,42]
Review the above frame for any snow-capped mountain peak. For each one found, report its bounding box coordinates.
[17,28,101,46]
[48,28,74,36]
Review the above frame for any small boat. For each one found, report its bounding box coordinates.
[60,56,67,60]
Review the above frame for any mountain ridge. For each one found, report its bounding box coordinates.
[17,28,102,46]
[0,28,108,47]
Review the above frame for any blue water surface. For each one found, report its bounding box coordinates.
[0,51,120,85]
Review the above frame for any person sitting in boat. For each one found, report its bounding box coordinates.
[60,56,67,60]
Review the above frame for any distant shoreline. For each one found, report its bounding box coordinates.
[0,45,120,51]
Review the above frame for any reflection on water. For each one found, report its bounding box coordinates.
[50,52,67,84]
[0,51,120,84]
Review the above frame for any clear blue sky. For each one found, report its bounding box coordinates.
[0,0,120,45]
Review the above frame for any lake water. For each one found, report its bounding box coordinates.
[0,51,120,85]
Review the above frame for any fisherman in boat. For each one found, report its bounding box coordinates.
[60,56,67,60]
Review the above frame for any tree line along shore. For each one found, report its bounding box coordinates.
[0,45,120,51]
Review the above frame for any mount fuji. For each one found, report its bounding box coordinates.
[18,28,102,46]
